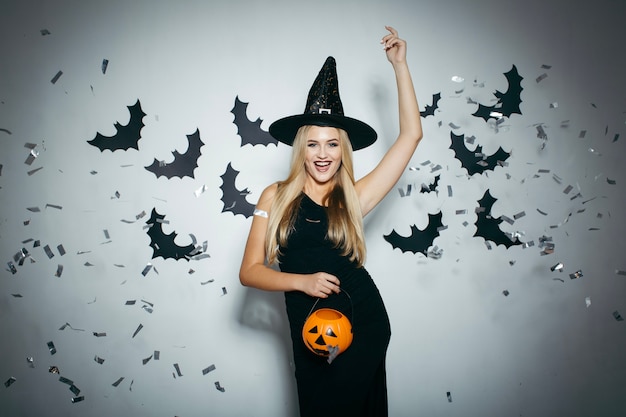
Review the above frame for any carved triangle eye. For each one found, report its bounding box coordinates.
[308,325,318,334]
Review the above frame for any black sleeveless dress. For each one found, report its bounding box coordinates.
[278,193,392,417]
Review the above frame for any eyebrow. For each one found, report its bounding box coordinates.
[306,138,339,143]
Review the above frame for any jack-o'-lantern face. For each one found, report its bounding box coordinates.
[302,308,353,359]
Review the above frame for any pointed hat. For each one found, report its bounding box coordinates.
[269,56,377,151]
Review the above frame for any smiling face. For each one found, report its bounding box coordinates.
[303,125,343,189]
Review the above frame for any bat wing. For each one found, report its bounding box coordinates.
[384,211,443,255]
[449,132,510,175]
[420,174,440,194]
[219,162,256,218]
[420,92,441,118]
[145,128,204,179]
[449,132,485,175]
[231,96,278,147]
[145,208,196,260]
[494,65,523,117]
[482,146,511,171]
[472,65,523,121]
[88,99,146,151]
[473,190,522,248]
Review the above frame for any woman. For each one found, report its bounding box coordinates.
[239,26,422,416]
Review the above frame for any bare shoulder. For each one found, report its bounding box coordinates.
[256,182,279,211]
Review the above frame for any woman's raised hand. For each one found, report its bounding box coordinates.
[381,25,407,65]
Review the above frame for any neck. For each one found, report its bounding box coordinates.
[303,179,333,205]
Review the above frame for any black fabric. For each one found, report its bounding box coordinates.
[278,193,391,417]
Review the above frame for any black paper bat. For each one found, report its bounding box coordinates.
[473,190,522,248]
[420,92,441,118]
[472,65,523,121]
[384,211,443,255]
[231,96,278,147]
[145,128,204,179]
[145,208,196,260]
[219,162,256,218]
[88,99,146,151]
[420,174,440,193]
[449,132,511,175]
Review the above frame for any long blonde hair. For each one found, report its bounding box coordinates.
[266,125,366,267]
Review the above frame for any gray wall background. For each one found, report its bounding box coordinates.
[1,0,625,416]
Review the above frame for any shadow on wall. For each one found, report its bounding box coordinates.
[236,283,299,409]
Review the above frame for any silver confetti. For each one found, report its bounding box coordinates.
[43,245,54,259]
[569,270,583,280]
[613,311,624,321]
[141,263,153,276]
[71,396,85,404]
[51,71,63,84]
[4,377,16,388]
[101,59,109,74]
[173,363,183,377]
[585,297,591,308]
[194,184,209,197]
[59,376,73,385]
[112,377,125,387]
[132,324,143,338]
[47,341,57,355]
[215,381,226,392]
[550,262,564,272]
[94,355,105,364]
[202,364,216,375]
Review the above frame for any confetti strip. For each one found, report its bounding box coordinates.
[215,381,226,392]
[51,70,63,84]
[569,270,583,280]
[132,324,143,338]
[202,364,216,375]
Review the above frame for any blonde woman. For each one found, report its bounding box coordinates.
[239,26,422,417]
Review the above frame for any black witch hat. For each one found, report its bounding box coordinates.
[269,56,377,151]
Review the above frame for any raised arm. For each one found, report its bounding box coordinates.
[356,26,423,216]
